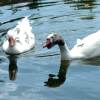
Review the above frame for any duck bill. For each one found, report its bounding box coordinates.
[9,37,15,47]
[43,39,52,49]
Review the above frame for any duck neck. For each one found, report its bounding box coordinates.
[58,41,70,61]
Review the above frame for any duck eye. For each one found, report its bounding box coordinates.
[51,36,54,39]
[46,39,49,41]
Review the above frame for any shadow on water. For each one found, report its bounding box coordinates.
[44,60,70,88]
[8,55,18,81]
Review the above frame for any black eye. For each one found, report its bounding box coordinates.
[47,38,50,41]
[51,36,53,39]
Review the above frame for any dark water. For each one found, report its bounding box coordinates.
[0,0,100,100]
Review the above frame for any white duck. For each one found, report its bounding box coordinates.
[3,17,35,54]
[43,31,100,60]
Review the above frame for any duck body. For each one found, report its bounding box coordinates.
[43,31,100,60]
[3,17,35,55]
[70,30,100,59]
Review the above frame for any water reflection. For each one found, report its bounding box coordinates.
[64,0,96,9]
[44,60,70,88]
[27,0,40,9]
[44,56,100,88]
[0,0,38,5]
[80,56,100,66]
[64,0,96,20]
[8,55,18,81]
[10,0,40,10]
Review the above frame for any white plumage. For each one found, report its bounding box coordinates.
[3,17,35,54]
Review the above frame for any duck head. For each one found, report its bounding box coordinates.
[43,33,65,49]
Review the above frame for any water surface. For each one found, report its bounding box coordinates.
[0,0,100,100]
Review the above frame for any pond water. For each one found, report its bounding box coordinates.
[0,0,100,100]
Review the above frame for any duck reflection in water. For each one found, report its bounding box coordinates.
[80,56,100,66]
[8,55,18,81]
[44,56,100,88]
[44,60,70,88]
